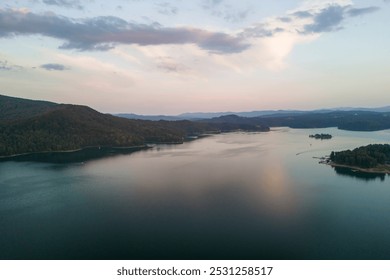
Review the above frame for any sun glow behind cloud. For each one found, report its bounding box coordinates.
[0,0,388,114]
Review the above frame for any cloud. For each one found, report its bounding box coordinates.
[42,0,83,10]
[303,5,345,33]
[202,0,250,23]
[240,24,284,39]
[299,4,380,34]
[156,57,188,73]
[203,0,223,7]
[0,9,248,53]
[0,2,381,67]
[40,63,69,71]
[278,17,292,23]
[292,11,313,18]
[0,60,23,71]
[347,6,380,17]
[223,9,250,23]
[242,3,379,41]
[236,2,381,70]
[155,2,178,16]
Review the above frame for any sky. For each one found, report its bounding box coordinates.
[0,0,389,114]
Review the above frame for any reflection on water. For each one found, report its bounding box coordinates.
[1,128,390,260]
[333,166,387,181]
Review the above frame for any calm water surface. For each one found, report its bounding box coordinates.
[1,127,390,259]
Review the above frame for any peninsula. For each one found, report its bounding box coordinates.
[328,144,390,174]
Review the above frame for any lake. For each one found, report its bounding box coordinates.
[1,127,390,259]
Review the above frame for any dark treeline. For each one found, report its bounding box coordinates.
[254,111,390,131]
[199,114,270,132]
[309,133,332,139]
[200,111,390,131]
[330,144,390,168]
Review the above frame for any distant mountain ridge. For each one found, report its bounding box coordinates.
[117,106,390,121]
[116,113,182,121]
[329,106,390,112]
[116,110,310,120]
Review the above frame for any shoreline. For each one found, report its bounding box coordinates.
[327,162,390,175]
[0,133,218,161]
[0,131,256,162]
[0,145,150,160]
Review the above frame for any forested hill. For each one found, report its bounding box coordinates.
[0,94,58,120]
[0,95,269,157]
[0,104,185,156]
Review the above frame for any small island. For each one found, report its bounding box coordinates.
[328,144,390,174]
[309,133,332,140]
